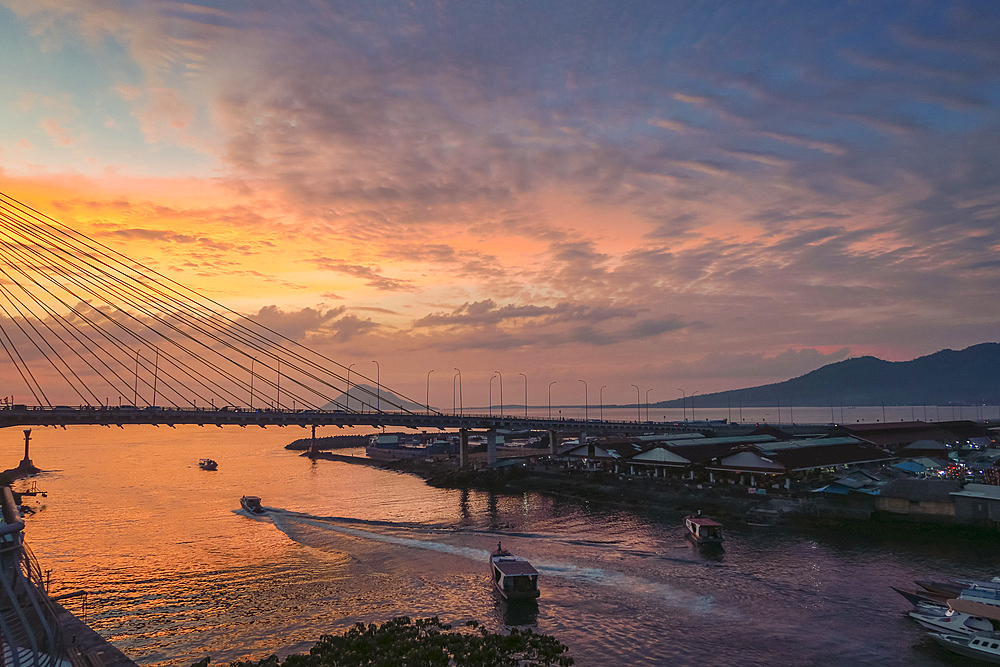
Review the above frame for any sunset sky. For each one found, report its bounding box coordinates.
[1,1,998,408]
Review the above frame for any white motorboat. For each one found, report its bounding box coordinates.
[909,606,992,635]
[930,631,1000,664]
[926,599,1000,662]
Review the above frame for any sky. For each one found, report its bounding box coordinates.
[1,0,999,408]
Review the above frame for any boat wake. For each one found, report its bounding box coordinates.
[264,510,731,617]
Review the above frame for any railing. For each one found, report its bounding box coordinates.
[0,487,65,666]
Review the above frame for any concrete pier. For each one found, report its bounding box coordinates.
[54,599,138,666]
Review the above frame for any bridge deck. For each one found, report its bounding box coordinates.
[0,406,715,435]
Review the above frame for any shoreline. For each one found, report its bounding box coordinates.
[368,457,1000,545]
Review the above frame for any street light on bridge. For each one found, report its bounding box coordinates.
[645,388,653,422]
[600,385,607,421]
[548,381,556,419]
[426,369,433,415]
[691,391,698,421]
[494,371,503,416]
[631,384,640,421]
[453,368,462,416]
[372,360,380,413]
[250,356,256,411]
[133,348,140,407]
[519,372,527,419]
[348,363,356,411]
[579,379,588,421]
[677,388,686,421]
[489,374,496,416]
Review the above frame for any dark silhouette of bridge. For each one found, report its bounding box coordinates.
[0,191,710,463]
[0,404,702,435]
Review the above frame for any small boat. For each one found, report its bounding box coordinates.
[240,495,264,514]
[198,458,218,470]
[489,542,540,601]
[930,631,1000,664]
[917,578,1000,599]
[909,606,993,635]
[916,580,965,598]
[925,598,1000,662]
[684,513,723,546]
[891,586,949,608]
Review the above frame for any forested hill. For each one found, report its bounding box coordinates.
[655,343,1000,408]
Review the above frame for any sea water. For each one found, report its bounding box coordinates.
[15,425,998,666]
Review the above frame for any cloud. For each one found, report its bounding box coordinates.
[4,0,1000,395]
[251,304,346,341]
[311,257,415,292]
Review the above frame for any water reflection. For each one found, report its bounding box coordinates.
[694,543,725,562]
[17,426,1000,666]
[494,597,539,627]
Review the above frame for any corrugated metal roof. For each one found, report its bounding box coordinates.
[668,434,776,447]
[951,483,1000,501]
[759,436,865,453]
[631,448,691,464]
[879,478,963,501]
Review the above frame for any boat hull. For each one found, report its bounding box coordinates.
[930,632,1000,665]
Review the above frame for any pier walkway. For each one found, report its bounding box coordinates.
[53,599,137,667]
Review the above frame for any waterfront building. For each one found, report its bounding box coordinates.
[951,483,1000,527]
[875,479,963,521]
[841,421,965,453]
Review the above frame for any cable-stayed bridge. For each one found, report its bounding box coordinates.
[0,192,704,444]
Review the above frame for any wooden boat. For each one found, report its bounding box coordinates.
[684,513,723,546]
[891,586,949,608]
[198,458,218,470]
[240,495,264,514]
[489,542,540,600]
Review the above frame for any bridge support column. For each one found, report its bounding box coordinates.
[487,429,497,467]
[547,430,557,455]
[459,429,469,468]
[309,424,318,459]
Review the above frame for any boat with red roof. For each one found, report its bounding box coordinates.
[684,512,724,546]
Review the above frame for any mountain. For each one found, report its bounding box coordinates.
[653,343,1000,408]
[321,383,430,413]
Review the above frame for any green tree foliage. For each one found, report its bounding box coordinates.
[191,617,573,667]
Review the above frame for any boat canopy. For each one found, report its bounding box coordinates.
[687,517,722,528]
[949,598,1000,622]
[493,558,539,577]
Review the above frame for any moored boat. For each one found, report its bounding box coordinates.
[909,606,993,635]
[892,585,949,608]
[240,495,264,514]
[198,458,218,470]
[684,513,723,546]
[930,631,1000,664]
[489,542,540,601]
[923,599,1000,662]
